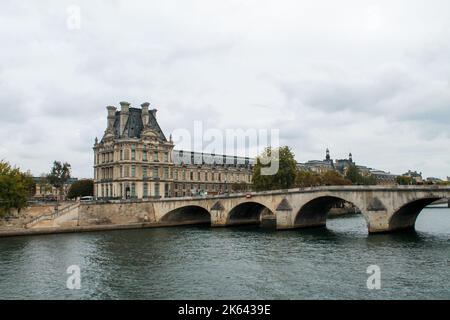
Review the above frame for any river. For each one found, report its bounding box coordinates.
[0,207,449,300]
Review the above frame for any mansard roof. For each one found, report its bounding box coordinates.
[112,107,167,141]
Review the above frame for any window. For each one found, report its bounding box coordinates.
[153,168,159,178]
[131,145,136,160]
[143,183,148,198]
[197,172,201,181]
[153,151,158,161]
[131,183,136,197]
[164,168,169,179]
[182,171,186,180]
[143,150,147,161]
[174,170,178,180]
[143,167,147,178]
[120,149,123,160]
[124,149,130,160]
[164,183,169,197]
[164,152,169,162]
[131,165,136,177]
[190,171,193,181]
[154,183,160,197]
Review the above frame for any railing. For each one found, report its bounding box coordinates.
[24,202,80,228]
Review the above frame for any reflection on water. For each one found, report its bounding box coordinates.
[0,208,449,300]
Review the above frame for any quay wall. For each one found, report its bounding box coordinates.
[78,201,157,226]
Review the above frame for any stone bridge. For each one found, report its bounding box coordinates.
[152,185,450,233]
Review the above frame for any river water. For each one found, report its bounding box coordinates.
[0,207,449,300]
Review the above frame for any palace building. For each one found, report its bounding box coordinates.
[93,102,254,199]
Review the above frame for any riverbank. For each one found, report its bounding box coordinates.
[0,220,208,238]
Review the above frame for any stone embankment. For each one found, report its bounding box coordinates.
[0,200,162,238]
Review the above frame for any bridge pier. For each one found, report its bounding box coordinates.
[275,211,295,230]
[210,209,227,227]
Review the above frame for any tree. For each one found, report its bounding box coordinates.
[67,179,94,199]
[252,146,297,191]
[345,165,376,185]
[46,161,71,201]
[0,160,34,217]
[320,171,352,186]
[396,175,413,185]
[295,170,322,187]
[231,181,250,193]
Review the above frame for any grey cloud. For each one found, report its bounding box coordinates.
[1,0,450,178]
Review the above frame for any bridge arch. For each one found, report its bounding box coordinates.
[227,201,275,226]
[293,195,368,230]
[160,205,211,225]
[388,196,445,232]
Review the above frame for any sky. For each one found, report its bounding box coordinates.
[1,0,450,179]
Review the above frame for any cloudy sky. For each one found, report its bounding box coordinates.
[1,0,450,179]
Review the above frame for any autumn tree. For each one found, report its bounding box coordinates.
[321,171,352,186]
[295,170,322,187]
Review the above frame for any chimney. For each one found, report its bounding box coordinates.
[141,102,150,126]
[106,106,116,130]
[119,101,130,136]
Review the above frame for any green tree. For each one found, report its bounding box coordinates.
[231,181,250,193]
[46,161,71,201]
[0,161,34,217]
[67,179,94,199]
[345,165,376,185]
[252,146,297,191]
[396,175,413,185]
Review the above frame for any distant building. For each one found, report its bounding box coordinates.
[367,169,398,185]
[426,177,443,184]
[298,149,397,185]
[33,177,78,200]
[298,149,337,174]
[402,170,423,184]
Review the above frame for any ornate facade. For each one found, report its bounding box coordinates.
[93,102,253,199]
